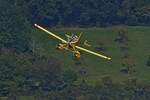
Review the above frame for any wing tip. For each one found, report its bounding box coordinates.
[107,57,111,60]
[34,24,37,27]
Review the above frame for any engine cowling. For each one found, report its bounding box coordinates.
[74,51,81,59]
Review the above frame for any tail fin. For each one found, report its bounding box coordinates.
[84,40,91,47]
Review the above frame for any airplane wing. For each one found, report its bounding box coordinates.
[75,46,111,60]
[34,24,111,60]
[34,24,67,43]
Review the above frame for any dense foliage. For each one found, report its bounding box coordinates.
[28,0,150,27]
[1,0,150,28]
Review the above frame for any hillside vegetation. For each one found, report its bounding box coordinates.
[1,0,150,99]
[1,26,150,99]
[32,26,150,84]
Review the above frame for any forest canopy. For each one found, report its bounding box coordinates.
[1,0,150,29]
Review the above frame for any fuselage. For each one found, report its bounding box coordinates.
[65,34,79,50]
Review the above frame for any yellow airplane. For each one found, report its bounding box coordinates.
[34,24,111,60]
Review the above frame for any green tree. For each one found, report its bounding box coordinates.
[0,0,31,52]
